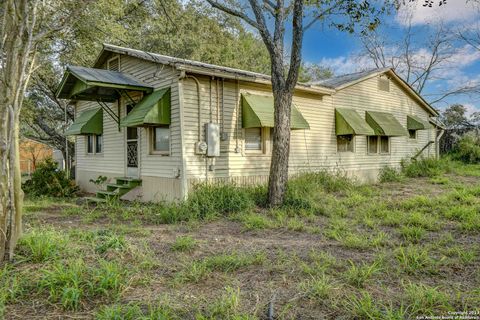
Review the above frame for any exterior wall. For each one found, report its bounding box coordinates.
[182,74,436,189]
[74,54,184,201]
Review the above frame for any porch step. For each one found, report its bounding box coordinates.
[83,196,107,204]
[87,177,142,203]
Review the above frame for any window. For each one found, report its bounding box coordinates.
[107,56,120,71]
[151,126,170,154]
[337,135,354,152]
[87,134,102,154]
[245,128,262,151]
[378,78,390,92]
[380,136,390,153]
[368,136,378,154]
[409,129,417,139]
[87,135,94,154]
[95,135,103,153]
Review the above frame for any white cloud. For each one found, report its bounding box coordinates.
[396,0,480,26]
[317,55,376,74]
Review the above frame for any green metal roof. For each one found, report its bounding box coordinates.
[335,108,374,136]
[407,114,431,130]
[121,88,171,127]
[366,111,408,136]
[65,108,103,135]
[241,93,309,129]
[56,66,153,102]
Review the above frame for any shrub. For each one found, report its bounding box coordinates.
[401,158,448,178]
[379,166,403,183]
[22,158,78,197]
[452,132,480,164]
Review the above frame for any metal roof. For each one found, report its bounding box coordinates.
[67,66,150,88]
[308,68,391,89]
[95,44,334,95]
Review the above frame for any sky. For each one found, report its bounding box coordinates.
[298,0,480,114]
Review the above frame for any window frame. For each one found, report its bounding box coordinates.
[336,135,355,153]
[86,134,102,155]
[244,127,268,154]
[107,55,120,72]
[408,129,417,140]
[149,125,170,155]
[379,136,390,154]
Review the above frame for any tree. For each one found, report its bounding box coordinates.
[205,0,386,206]
[440,104,480,129]
[0,0,80,263]
[298,63,334,83]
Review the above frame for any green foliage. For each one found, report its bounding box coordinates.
[379,166,403,183]
[395,246,433,274]
[343,261,381,288]
[346,292,383,319]
[171,235,197,252]
[90,175,108,187]
[401,158,450,178]
[299,273,336,300]
[22,158,78,197]
[403,282,452,315]
[238,212,275,230]
[96,302,177,320]
[17,229,67,262]
[94,230,126,254]
[451,132,480,164]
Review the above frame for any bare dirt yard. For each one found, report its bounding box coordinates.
[2,161,479,319]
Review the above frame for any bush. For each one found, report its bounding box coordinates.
[452,132,480,164]
[23,158,78,197]
[379,166,403,183]
[401,158,449,178]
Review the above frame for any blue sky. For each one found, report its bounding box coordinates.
[296,0,480,113]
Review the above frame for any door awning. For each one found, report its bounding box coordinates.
[366,111,408,136]
[121,88,171,127]
[65,108,103,136]
[407,115,431,130]
[335,108,374,136]
[241,93,309,129]
[56,66,153,102]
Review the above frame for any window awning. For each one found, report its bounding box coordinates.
[241,93,309,129]
[56,66,153,102]
[366,111,408,136]
[335,108,374,136]
[65,108,103,136]
[407,115,431,130]
[121,88,171,127]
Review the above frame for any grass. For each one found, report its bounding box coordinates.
[3,157,479,318]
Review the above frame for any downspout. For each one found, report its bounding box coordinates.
[436,127,445,159]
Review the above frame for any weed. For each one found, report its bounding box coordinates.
[379,166,403,183]
[199,287,244,319]
[343,261,381,288]
[171,235,197,252]
[299,273,336,300]
[429,176,450,185]
[403,282,452,315]
[286,218,305,231]
[401,158,449,178]
[17,228,67,262]
[238,212,274,230]
[346,291,382,319]
[94,230,126,254]
[395,246,433,274]
[400,225,425,243]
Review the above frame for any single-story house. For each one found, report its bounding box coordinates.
[56,43,442,202]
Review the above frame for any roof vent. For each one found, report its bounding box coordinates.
[107,56,120,72]
[378,78,390,92]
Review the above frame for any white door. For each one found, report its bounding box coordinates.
[126,104,139,178]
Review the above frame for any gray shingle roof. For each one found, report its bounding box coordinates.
[308,68,391,89]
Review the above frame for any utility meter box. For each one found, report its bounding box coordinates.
[205,123,220,157]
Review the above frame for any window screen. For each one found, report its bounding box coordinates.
[153,126,170,152]
[95,135,103,153]
[368,136,378,154]
[380,136,390,153]
[378,78,390,92]
[337,135,354,152]
[87,135,94,154]
[245,128,262,150]
[409,130,417,139]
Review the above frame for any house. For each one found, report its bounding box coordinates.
[19,138,54,175]
[56,43,441,202]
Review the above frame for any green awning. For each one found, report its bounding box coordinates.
[366,111,408,136]
[56,66,153,102]
[335,108,374,136]
[407,115,431,130]
[241,93,309,129]
[121,88,171,127]
[65,108,103,135]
